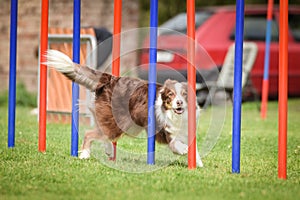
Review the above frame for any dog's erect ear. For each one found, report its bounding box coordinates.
[160,85,169,97]
[164,79,177,86]
[180,82,188,99]
[181,82,188,87]
[163,79,178,92]
[160,79,173,95]
[160,82,172,102]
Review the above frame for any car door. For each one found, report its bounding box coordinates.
[285,12,300,96]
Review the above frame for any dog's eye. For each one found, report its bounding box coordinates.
[181,90,187,96]
[167,92,175,98]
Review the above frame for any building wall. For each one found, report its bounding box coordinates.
[0,0,139,92]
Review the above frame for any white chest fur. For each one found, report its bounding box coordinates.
[164,110,188,135]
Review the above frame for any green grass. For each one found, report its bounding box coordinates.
[0,100,299,200]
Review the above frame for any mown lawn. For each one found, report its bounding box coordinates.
[0,100,299,200]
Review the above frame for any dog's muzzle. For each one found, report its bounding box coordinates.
[173,107,184,115]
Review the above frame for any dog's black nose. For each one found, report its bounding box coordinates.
[176,100,183,106]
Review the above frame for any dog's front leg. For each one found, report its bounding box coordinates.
[168,138,188,155]
[195,108,203,167]
[196,143,203,167]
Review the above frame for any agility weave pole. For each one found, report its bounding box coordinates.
[187,0,197,169]
[111,0,122,161]
[8,0,18,148]
[38,0,49,152]
[147,0,158,165]
[232,0,244,173]
[260,0,274,119]
[278,0,288,180]
[71,0,81,157]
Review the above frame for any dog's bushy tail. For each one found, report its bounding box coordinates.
[44,50,109,91]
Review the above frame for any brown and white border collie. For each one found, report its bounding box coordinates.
[45,50,203,167]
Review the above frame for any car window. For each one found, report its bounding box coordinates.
[230,15,279,41]
[158,12,212,35]
[289,14,300,42]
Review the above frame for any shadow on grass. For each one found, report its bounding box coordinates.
[90,141,185,173]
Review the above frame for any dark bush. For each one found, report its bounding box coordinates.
[0,83,37,107]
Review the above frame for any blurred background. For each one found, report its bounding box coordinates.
[0,0,299,99]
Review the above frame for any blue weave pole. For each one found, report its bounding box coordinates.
[260,18,273,118]
[147,0,158,165]
[71,0,81,157]
[232,0,245,173]
[263,20,272,81]
[8,0,18,148]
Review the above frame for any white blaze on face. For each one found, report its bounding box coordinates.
[172,82,185,108]
[165,82,189,133]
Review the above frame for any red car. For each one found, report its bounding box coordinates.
[139,5,300,101]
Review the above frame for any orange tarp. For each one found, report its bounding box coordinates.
[46,27,95,124]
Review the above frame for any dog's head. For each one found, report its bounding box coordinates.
[160,79,188,115]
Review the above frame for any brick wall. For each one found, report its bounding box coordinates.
[0,0,139,92]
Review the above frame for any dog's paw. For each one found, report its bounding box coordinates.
[104,142,114,158]
[169,140,188,155]
[78,149,90,159]
[196,159,204,168]
[196,150,204,168]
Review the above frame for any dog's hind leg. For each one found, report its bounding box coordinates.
[103,141,114,159]
[79,129,111,159]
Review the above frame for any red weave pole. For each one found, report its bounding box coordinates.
[112,0,122,76]
[267,0,274,20]
[111,0,122,161]
[260,0,274,119]
[261,79,269,118]
[38,0,49,152]
[278,0,288,179]
[187,0,196,169]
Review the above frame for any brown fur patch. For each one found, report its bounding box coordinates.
[93,75,169,142]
